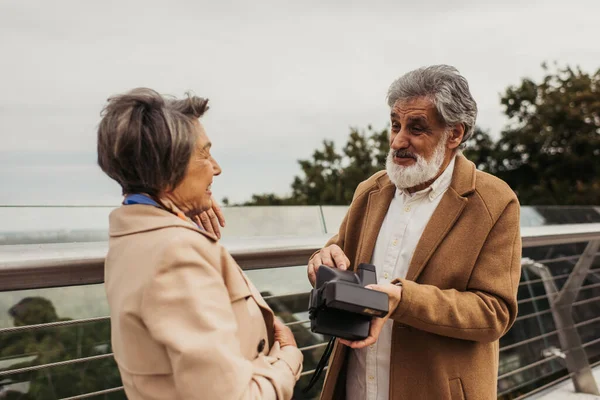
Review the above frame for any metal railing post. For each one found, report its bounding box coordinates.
[525,239,600,395]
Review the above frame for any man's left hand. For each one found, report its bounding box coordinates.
[339,283,403,349]
[193,197,226,239]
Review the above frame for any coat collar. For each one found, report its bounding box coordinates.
[358,154,476,281]
[108,204,219,242]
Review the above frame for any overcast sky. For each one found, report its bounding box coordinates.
[1,0,599,205]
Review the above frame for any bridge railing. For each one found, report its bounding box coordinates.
[1,223,600,399]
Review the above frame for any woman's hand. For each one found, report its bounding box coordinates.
[193,197,226,238]
[339,283,402,349]
[274,318,297,348]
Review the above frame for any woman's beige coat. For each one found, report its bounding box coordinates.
[104,204,303,399]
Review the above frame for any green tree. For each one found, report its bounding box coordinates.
[0,297,123,399]
[243,63,600,206]
[462,127,498,173]
[244,126,389,206]
[491,64,600,205]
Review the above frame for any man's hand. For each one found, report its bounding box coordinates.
[339,283,403,349]
[193,197,226,239]
[273,318,298,348]
[307,244,351,286]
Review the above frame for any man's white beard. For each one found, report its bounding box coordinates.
[385,133,449,190]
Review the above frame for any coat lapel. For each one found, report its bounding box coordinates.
[356,178,396,269]
[405,155,476,281]
[240,271,275,345]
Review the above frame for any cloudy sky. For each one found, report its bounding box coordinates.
[1,0,599,205]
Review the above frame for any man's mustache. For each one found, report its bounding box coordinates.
[392,149,418,160]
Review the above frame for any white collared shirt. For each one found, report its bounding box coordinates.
[346,156,456,400]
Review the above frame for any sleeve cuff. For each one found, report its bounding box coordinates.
[268,342,304,380]
[390,278,414,322]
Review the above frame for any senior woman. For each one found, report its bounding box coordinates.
[97,88,303,399]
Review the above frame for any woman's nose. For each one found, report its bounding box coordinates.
[212,158,222,176]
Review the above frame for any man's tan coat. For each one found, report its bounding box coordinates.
[317,155,522,400]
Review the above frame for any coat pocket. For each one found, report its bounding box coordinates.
[449,377,465,400]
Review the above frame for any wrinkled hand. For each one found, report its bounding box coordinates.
[193,197,226,239]
[339,283,403,349]
[307,244,351,287]
[274,318,297,348]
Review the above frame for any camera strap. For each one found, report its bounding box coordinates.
[303,336,336,393]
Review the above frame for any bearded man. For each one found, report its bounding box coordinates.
[307,65,522,400]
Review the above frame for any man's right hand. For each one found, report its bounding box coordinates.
[307,244,351,287]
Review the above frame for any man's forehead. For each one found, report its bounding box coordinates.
[391,98,439,121]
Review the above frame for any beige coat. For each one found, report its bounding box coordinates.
[104,205,303,400]
[316,155,522,400]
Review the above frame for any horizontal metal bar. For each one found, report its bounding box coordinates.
[518,262,600,288]
[300,365,328,377]
[521,224,600,248]
[508,358,600,400]
[59,386,124,400]
[299,342,328,352]
[520,271,573,287]
[263,291,309,301]
[1,224,599,292]
[498,354,559,380]
[0,316,110,334]
[36,352,600,400]
[0,353,114,376]
[501,314,600,352]
[512,373,572,400]
[285,319,310,327]
[535,254,581,264]
[0,236,330,292]
[0,316,307,338]
[498,367,562,397]
[582,336,600,349]
[501,330,560,353]
[515,294,600,322]
[517,281,600,306]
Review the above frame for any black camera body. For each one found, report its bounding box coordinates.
[308,263,389,341]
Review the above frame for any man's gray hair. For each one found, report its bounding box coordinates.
[387,65,478,143]
[97,88,209,196]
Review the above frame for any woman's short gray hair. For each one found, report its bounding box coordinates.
[97,88,209,196]
[387,65,478,142]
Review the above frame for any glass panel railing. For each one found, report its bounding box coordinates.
[320,206,348,235]
[0,285,108,329]
[2,205,599,245]
[220,206,325,238]
[0,284,117,399]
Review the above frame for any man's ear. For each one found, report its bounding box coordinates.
[447,124,465,149]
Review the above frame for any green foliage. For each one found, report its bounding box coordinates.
[493,64,600,205]
[0,297,123,399]
[245,63,600,206]
[244,126,389,206]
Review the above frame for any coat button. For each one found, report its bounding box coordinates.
[257,339,266,353]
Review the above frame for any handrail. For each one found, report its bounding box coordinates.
[1,223,599,292]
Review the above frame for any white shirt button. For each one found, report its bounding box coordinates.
[392,239,398,246]
[384,272,389,279]
[368,375,375,381]
[404,206,411,212]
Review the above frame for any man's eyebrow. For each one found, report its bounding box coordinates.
[407,116,429,125]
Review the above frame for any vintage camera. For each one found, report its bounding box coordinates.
[308,263,389,341]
